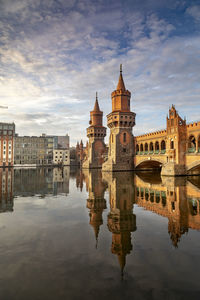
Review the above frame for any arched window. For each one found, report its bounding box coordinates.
[198,136,200,153]
[140,144,144,152]
[123,132,126,143]
[155,141,159,152]
[188,135,196,153]
[170,140,174,149]
[136,144,139,154]
[150,142,154,152]
[161,140,166,150]
[145,143,148,152]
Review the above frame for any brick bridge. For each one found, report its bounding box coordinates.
[134,105,200,175]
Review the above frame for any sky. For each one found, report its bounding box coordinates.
[0,0,200,145]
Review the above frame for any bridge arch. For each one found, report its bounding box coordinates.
[135,158,164,170]
[187,161,200,174]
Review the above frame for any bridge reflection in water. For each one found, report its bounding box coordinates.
[81,169,200,274]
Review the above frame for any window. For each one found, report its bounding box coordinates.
[123,132,126,143]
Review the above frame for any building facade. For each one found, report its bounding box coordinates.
[53,149,70,165]
[134,105,200,175]
[14,134,70,166]
[0,122,15,167]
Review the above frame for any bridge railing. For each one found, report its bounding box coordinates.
[188,147,196,153]
[135,150,166,155]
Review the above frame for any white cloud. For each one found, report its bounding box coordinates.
[186,5,200,22]
[0,1,199,145]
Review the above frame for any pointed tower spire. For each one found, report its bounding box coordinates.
[93,92,100,112]
[117,64,126,91]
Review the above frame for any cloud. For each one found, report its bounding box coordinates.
[186,5,200,22]
[0,1,199,145]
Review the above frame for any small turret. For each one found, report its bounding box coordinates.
[89,92,103,127]
[111,64,131,113]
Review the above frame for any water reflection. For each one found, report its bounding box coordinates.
[82,169,200,273]
[0,167,200,299]
[135,172,200,247]
[0,168,70,212]
[83,169,107,247]
[103,172,136,277]
[0,168,14,213]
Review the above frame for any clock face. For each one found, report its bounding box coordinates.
[119,130,130,145]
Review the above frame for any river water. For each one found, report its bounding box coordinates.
[0,167,199,300]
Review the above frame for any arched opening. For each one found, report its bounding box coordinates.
[188,135,196,153]
[187,163,200,175]
[140,144,144,153]
[136,160,162,171]
[198,136,200,153]
[136,144,139,154]
[170,140,174,149]
[155,141,159,153]
[161,140,166,153]
[145,143,148,153]
[149,142,154,153]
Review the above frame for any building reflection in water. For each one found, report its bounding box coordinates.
[76,169,85,192]
[1,166,200,275]
[103,172,136,277]
[0,168,14,213]
[135,172,200,247]
[83,169,200,274]
[0,167,70,212]
[83,169,107,247]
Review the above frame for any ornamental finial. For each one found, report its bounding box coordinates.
[120,64,122,74]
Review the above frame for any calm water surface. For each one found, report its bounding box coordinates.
[0,167,200,300]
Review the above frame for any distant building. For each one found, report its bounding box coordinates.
[0,122,15,167]
[14,133,70,167]
[57,135,70,149]
[14,136,47,166]
[53,149,70,165]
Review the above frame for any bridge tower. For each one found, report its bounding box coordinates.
[82,93,106,169]
[102,65,136,172]
[161,105,187,176]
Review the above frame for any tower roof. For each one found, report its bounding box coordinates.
[93,92,101,112]
[116,64,126,91]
